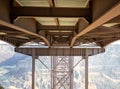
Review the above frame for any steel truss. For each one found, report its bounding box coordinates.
[15,48,105,89]
[51,56,74,89]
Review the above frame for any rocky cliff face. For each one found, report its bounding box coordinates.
[0,41,120,89]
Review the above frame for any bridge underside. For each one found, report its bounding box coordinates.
[0,0,120,89]
[0,0,120,47]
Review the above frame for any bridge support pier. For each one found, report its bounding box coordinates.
[15,47,105,89]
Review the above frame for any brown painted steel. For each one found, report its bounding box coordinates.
[15,48,105,56]
[70,3,120,47]
[11,7,90,17]
[47,32,73,36]
[0,19,51,46]
[51,56,73,89]
[39,26,76,31]
[85,52,88,89]
[32,49,36,89]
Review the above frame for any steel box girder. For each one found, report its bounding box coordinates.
[11,7,90,18]
[15,48,105,56]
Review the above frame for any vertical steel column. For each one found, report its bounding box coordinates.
[51,56,53,89]
[32,48,36,89]
[85,49,88,89]
[53,56,57,89]
[69,56,74,89]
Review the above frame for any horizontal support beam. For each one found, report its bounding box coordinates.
[39,26,77,31]
[15,48,105,56]
[11,7,90,17]
[47,32,73,36]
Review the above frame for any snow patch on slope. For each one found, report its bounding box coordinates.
[0,44,14,63]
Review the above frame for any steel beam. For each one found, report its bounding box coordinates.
[76,18,89,33]
[96,37,120,47]
[69,56,74,89]
[0,36,27,46]
[48,0,55,7]
[0,19,51,47]
[54,17,59,26]
[85,51,88,89]
[32,49,36,89]
[52,56,73,89]
[70,2,120,47]
[39,26,76,31]
[47,32,73,36]
[15,47,105,89]
[11,7,90,18]
[86,26,120,35]
[92,0,119,21]
[15,48,105,56]
[107,15,120,23]
[48,0,60,27]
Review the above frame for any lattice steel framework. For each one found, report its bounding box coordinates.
[51,56,73,89]
[15,47,105,89]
